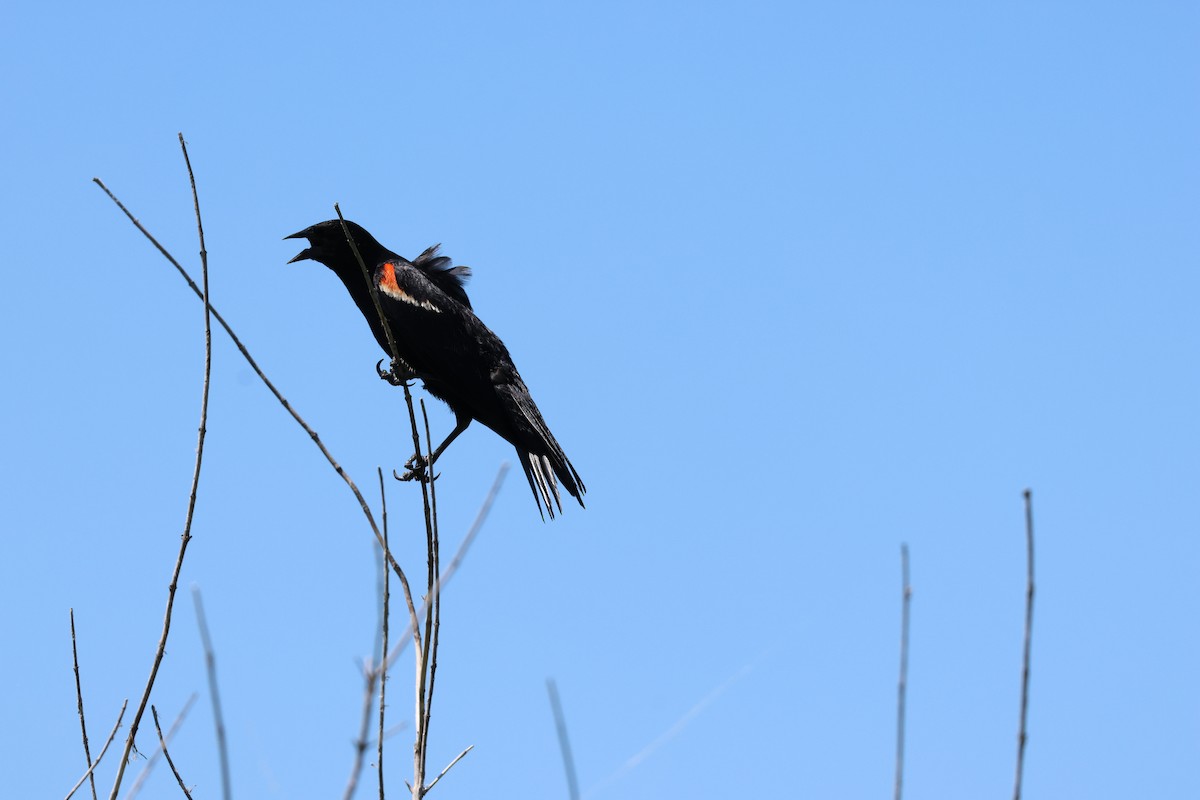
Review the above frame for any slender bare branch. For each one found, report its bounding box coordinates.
[192,588,231,800]
[378,469,391,800]
[1013,489,1036,800]
[65,700,128,800]
[70,609,98,800]
[546,679,581,800]
[333,205,400,368]
[150,706,194,800]
[415,399,443,795]
[126,694,197,800]
[894,544,912,800]
[426,457,441,788]
[384,463,509,672]
[107,134,212,800]
[422,745,474,795]
[343,655,382,800]
[91,181,410,590]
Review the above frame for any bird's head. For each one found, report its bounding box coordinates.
[285,219,385,272]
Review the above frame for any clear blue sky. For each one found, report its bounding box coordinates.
[3,2,1197,797]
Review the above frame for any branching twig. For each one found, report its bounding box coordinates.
[65,700,128,800]
[107,134,212,800]
[894,544,912,800]
[70,609,98,800]
[150,706,194,800]
[126,694,197,800]
[1013,489,1036,800]
[547,679,581,800]
[384,463,509,672]
[192,588,231,800]
[91,181,412,593]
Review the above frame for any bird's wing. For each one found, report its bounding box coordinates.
[374,260,495,382]
[412,244,473,310]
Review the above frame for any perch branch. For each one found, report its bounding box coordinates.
[1013,490,1036,800]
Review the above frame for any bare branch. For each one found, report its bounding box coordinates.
[150,706,194,800]
[192,588,231,800]
[1013,489,1037,800]
[546,679,580,800]
[126,694,197,800]
[91,180,411,591]
[70,609,98,800]
[343,656,382,800]
[415,399,443,794]
[333,205,400,369]
[107,134,212,800]
[378,469,391,800]
[65,700,128,800]
[894,544,912,800]
[422,745,474,795]
[384,463,510,672]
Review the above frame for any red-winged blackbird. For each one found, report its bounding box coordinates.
[287,220,585,519]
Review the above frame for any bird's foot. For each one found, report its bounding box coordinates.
[394,453,438,484]
[376,358,417,387]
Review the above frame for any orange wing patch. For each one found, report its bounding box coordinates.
[377,261,441,313]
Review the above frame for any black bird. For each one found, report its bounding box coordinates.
[286,220,585,518]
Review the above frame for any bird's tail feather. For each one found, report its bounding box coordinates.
[501,383,586,519]
[517,447,585,521]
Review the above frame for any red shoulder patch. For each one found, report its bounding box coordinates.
[378,261,402,294]
[377,261,442,313]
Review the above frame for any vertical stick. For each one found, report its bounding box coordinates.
[547,679,580,800]
[1013,490,1036,800]
[894,544,911,800]
[193,588,231,800]
[70,610,98,800]
[107,134,212,800]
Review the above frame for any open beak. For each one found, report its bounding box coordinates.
[284,230,311,263]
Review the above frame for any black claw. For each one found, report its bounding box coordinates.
[376,358,415,387]
[393,463,438,484]
[394,452,433,483]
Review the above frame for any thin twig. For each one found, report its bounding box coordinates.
[333,205,400,368]
[329,204,432,800]
[416,400,443,795]
[894,544,912,800]
[126,694,197,800]
[378,469,391,800]
[107,134,212,800]
[70,609,98,800]
[65,700,128,800]
[1013,489,1036,800]
[92,179,412,594]
[422,745,474,795]
[192,588,231,800]
[384,463,510,672]
[150,706,194,800]
[343,656,382,800]
[342,471,399,800]
[546,679,581,800]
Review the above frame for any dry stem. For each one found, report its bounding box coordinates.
[106,134,211,800]
[70,609,98,800]
[150,706,194,799]
[894,544,911,800]
[1013,490,1036,800]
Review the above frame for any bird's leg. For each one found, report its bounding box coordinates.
[396,419,471,482]
[376,357,419,387]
